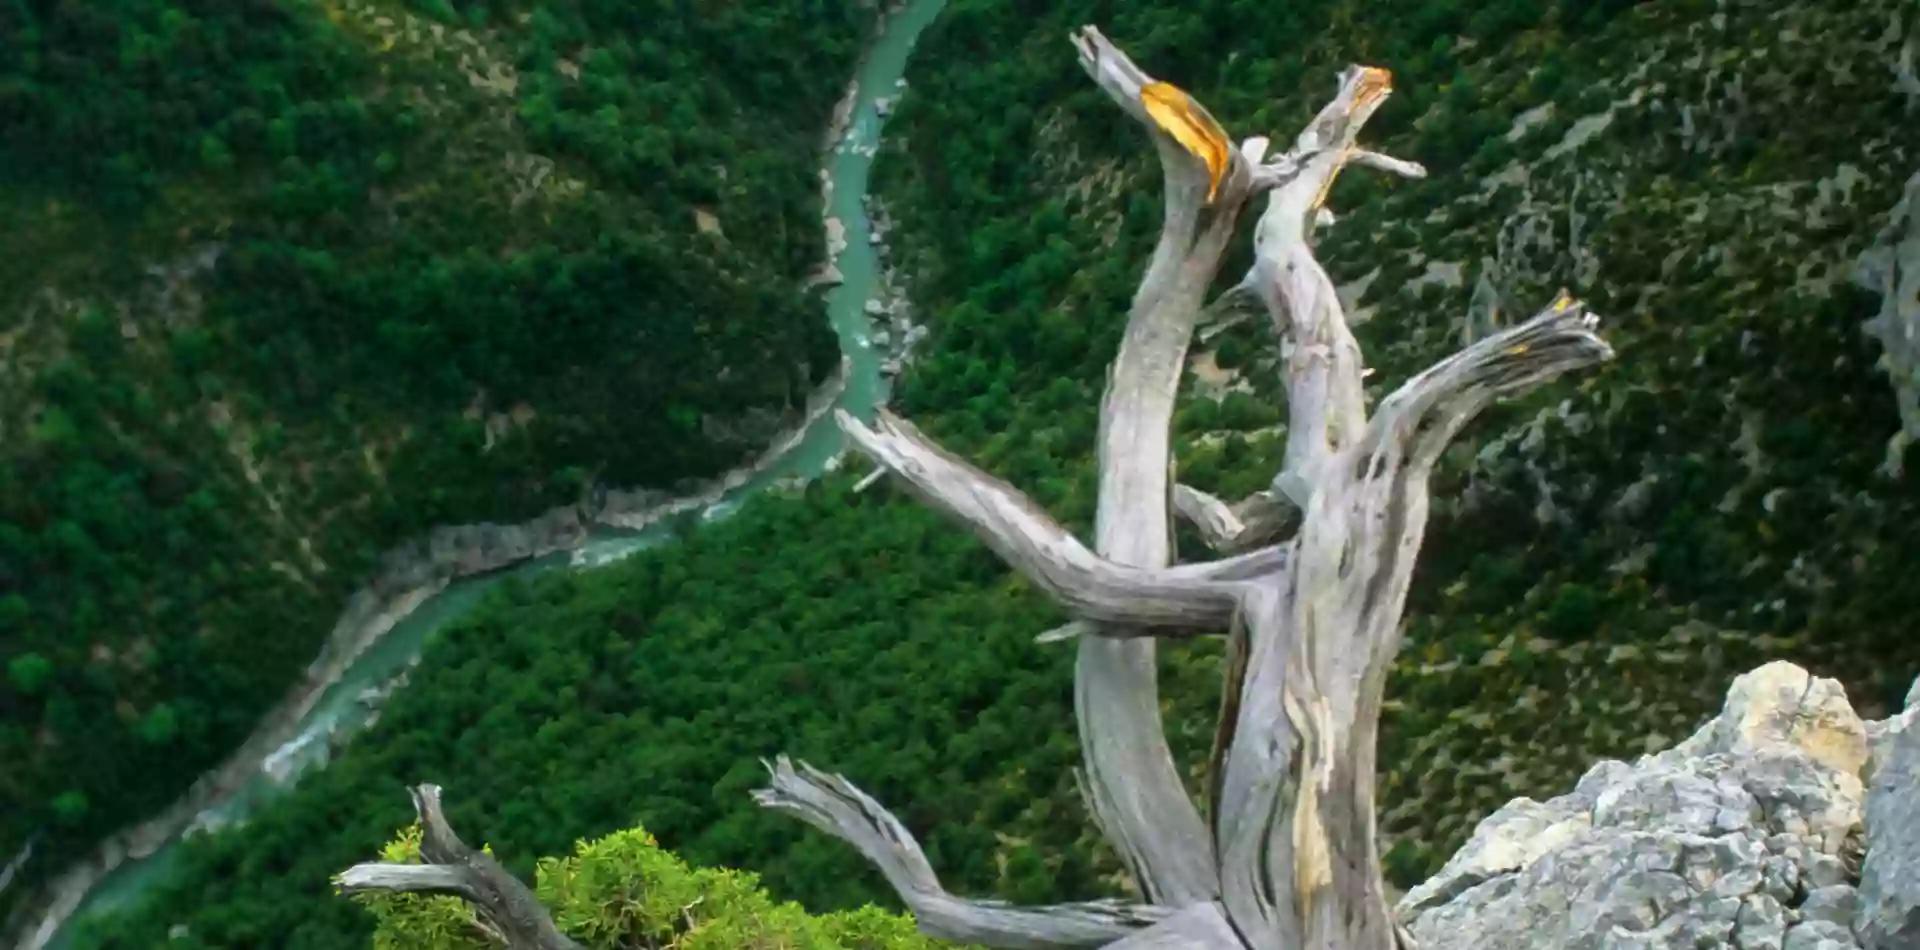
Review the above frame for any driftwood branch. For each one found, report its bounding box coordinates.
[1070,24,1286,906]
[754,757,1172,949]
[336,785,583,950]
[837,409,1282,632]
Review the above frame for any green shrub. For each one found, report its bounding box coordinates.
[347,823,957,950]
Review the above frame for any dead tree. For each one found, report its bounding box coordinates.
[753,29,1612,950]
[337,27,1612,950]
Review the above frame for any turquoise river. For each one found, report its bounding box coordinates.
[31,0,947,944]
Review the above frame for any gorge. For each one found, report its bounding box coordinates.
[5,0,945,945]
[3,0,1918,948]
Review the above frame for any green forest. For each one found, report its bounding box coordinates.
[11,0,1920,945]
[0,0,874,926]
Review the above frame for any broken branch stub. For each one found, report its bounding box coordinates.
[1171,485,1297,554]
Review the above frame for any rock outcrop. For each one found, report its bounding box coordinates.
[1856,170,1920,477]
[1399,661,1918,950]
[1858,677,1920,950]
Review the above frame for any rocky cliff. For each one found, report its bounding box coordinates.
[1399,662,1919,950]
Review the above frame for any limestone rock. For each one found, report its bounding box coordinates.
[1856,679,1920,950]
[1854,171,1920,474]
[1801,885,1861,928]
[1669,662,1870,782]
[1789,920,1862,950]
[1399,662,1880,950]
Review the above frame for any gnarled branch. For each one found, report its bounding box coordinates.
[1097,902,1244,950]
[753,757,1172,949]
[1363,293,1612,470]
[335,785,583,950]
[837,409,1280,631]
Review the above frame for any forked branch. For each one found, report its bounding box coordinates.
[1209,296,1612,950]
[1239,65,1427,506]
[1365,293,1612,469]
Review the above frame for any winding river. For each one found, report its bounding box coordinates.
[24,1,945,945]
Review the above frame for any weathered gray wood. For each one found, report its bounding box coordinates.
[836,408,1278,631]
[1096,902,1245,950]
[1172,485,1295,553]
[1036,620,1096,644]
[335,864,475,894]
[819,30,1339,912]
[771,27,1614,950]
[1218,297,1611,950]
[753,757,1173,949]
[1170,485,1245,548]
[1070,25,1267,907]
[1242,66,1427,508]
[852,466,888,493]
[335,785,584,950]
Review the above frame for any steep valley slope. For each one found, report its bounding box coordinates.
[0,0,873,928]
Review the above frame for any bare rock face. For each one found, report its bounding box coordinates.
[1855,170,1920,476]
[1857,683,1920,950]
[1398,661,1918,950]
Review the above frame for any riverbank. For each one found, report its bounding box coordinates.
[3,0,942,945]
[7,385,852,950]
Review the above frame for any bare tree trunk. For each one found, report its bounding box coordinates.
[765,28,1610,950]
[337,25,1613,950]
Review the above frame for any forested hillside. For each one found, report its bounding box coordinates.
[0,0,872,927]
[46,0,1920,946]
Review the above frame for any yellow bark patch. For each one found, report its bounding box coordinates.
[1353,66,1394,112]
[1283,686,1337,903]
[1139,82,1233,204]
